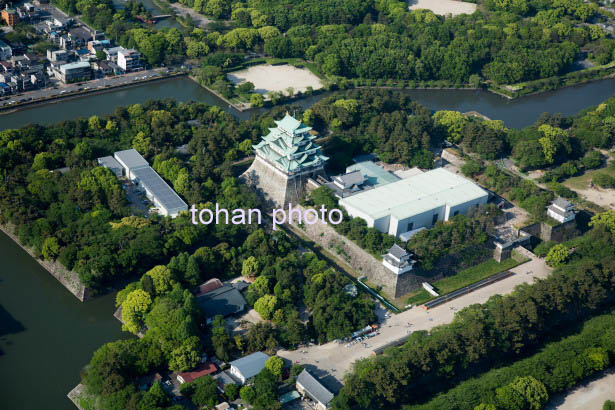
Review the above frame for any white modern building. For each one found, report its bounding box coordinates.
[113,148,149,179]
[339,168,489,238]
[228,352,269,385]
[547,197,576,223]
[117,48,141,72]
[112,149,188,218]
[104,46,124,62]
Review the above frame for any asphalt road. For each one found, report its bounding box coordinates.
[0,68,169,109]
[277,256,552,390]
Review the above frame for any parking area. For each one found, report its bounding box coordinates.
[121,179,153,215]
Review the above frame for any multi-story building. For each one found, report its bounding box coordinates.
[103,46,123,62]
[1,7,20,27]
[117,48,141,72]
[382,244,417,275]
[46,49,69,63]
[68,27,92,49]
[241,113,329,206]
[0,39,12,60]
[56,61,91,83]
[547,197,576,223]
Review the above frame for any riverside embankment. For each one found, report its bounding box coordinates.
[0,224,89,301]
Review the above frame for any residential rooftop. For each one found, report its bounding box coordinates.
[229,352,269,381]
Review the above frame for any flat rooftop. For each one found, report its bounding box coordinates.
[60,61,90,71]
[346,161,400,187]
[97,155,122,170]
[114,148,149,170]
[340,168,488,220]
[132,167,187,212]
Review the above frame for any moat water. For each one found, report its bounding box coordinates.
[2,76,615,131]
[0,76,614,409]
[0,232,131,410]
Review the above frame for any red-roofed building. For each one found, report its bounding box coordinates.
[194,278,223,297]
[176,362,218,384]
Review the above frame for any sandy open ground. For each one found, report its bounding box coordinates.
[568,185,615,209]
[227,64,323,95]
[546,370,615,410]
[563,154,615,209]
[409,0,477,16]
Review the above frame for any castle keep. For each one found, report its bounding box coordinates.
[241,114,328,207]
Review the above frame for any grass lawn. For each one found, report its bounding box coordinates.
[564,166,615,190]
[405,256,528,306]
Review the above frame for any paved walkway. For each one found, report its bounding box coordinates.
[167,2,213,28]
[277,257,550,388]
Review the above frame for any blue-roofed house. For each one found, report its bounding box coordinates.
[228,352,269,384]
[0,82,11,95]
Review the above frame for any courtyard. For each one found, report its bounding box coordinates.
[227,64,324,96]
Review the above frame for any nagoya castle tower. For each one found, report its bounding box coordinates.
[241,113,328,207]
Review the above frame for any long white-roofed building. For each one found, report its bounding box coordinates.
[114,148,149,179]
[339,168,488,238]
[110,149,188,218]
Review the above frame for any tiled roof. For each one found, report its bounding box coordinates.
[388,244,407,259]
[195,278,223,297]
[195,284,247,318]
[253,114,327,173]
[177,362,217,384]
[553,197,572,209]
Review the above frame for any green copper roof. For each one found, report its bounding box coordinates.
[275,113,312,135]
[253,114,327,173]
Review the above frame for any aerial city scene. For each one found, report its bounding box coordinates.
[2,0,615,409]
